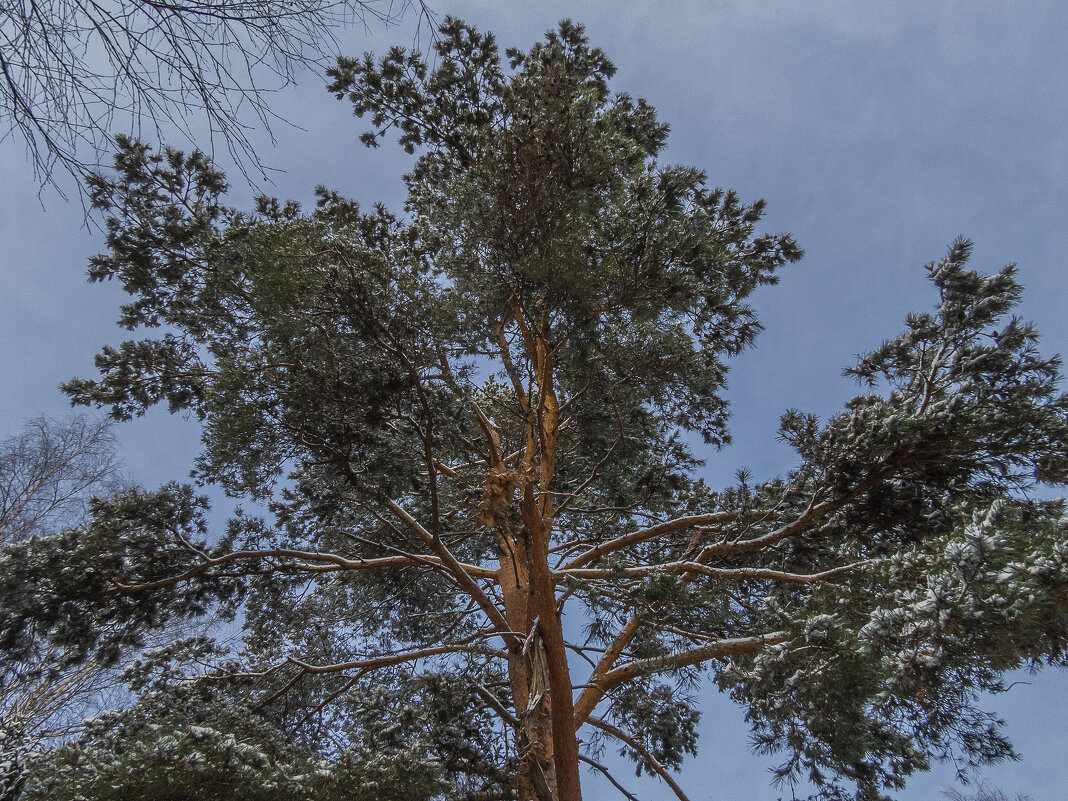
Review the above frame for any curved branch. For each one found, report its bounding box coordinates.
[573,632,787,725]
[578,754,640,801]
[286,641,506,675]
[385,499,520,652]
[564,512,741,570]
[585,716,693,801]
[694,461,907,562]
[558,560,870,586]
[103,546,495,596]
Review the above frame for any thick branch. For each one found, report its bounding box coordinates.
[564,512,740,570]
[558,560,869,586]
[604,632,789,689]
[105,547,494,596]
[573,633,787,725]
[385,499,520,651]
[520,478,584,801]
[286,642,506,675]
[572,616,641,728]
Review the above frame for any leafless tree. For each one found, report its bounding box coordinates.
[0,415,127,795]
[0,0,432,196]
[0,414,124,543]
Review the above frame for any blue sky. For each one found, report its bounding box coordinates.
[1,2,1066,798]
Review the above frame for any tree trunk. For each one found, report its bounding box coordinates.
[493,305,583,800]
[498,533,555,801]
[498,517,581,801]
[521,482,583,801]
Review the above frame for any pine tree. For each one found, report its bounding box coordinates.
[4,18,1067,801]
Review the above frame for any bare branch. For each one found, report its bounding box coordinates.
[286,641,506,674]
[384,499,520,650]
[558,560,870,587]
[564,512,741,570]
[585,716,693,801]
[0,0,435,197]
[104,546,495,596]
[578,754,641,801]
[574,633,788,725]
[0,414,125,543]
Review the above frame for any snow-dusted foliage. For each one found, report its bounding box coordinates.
[0,416,130,800]
[717,243,1068,799]
[17,640,445,801]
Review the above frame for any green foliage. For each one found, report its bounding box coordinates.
[943,782,1035,801]
[0,416,130,800]
[1,486,237,668]
[707,241,1068,800]
[720,502,1068,800]
[611,684,700,774]
[19,641,444,801]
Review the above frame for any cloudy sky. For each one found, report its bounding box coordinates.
[1,2,1066,798]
